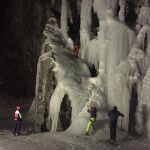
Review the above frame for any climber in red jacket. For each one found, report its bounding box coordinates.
[74,45,80,57]
[13,105,22,136]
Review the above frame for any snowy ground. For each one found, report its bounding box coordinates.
[0,124,149,150]
[0,94,149,150]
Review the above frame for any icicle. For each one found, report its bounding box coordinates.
[136,66,150,137]
[106,0,119,16]
[76,0,81,14]
[143,32,148,51]
[61,0,68,40]
[68,2,73,24]
[93,0,119,20]
[119,0,126,22]
[88,39,99,68]
[93,0,107,20]
[49,85,66,131]
[80,0,93,59]
[90,8,135,131]
[137,6,150,27]
[96,9,135,75]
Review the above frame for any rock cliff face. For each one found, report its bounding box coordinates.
[0,0,52,97]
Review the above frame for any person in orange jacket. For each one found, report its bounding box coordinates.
[13,105,22,136]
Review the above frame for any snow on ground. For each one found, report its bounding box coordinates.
[1,92,149,150]
[0,127,149,150]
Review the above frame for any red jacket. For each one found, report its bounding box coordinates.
[14,110,22,121]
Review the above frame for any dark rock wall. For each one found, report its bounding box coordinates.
[35,51,56,132]
[0,0,52,97]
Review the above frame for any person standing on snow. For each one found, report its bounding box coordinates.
[13,105,22,136]
[108,106,124,143]
[85,105,97,135]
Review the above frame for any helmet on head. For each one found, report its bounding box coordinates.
[16,105,21,110]
[113,106,118,111]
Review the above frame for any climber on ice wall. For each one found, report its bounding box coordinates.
[85,105,97,135]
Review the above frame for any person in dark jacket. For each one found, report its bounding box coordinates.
[108,106,124,143]
[85,105,97,135]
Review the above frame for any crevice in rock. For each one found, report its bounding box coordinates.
[68,0,80,45]
[129,83,138,136]
[91,7,99,38]
[41,103,49,132]
[125,1,137,28]
[89,64,98,77]
[141,104,149,137]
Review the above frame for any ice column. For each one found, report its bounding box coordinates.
[61,0,68,40]
[96,10,135,131]
[132,26,150,137]
[49,85,66,131]
[93,0,107,20]
[99,10,133,75]
[76,0,81,14]
[106,0,119,16]
[136,65,150,137]
[119,0,126,22]
[136,2,150,32]
[80,0,93,59]
[137,6,150,26]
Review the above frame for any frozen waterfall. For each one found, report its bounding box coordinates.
[34,0,150,138]
[80,0,92,59]
[61,0,68,40]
